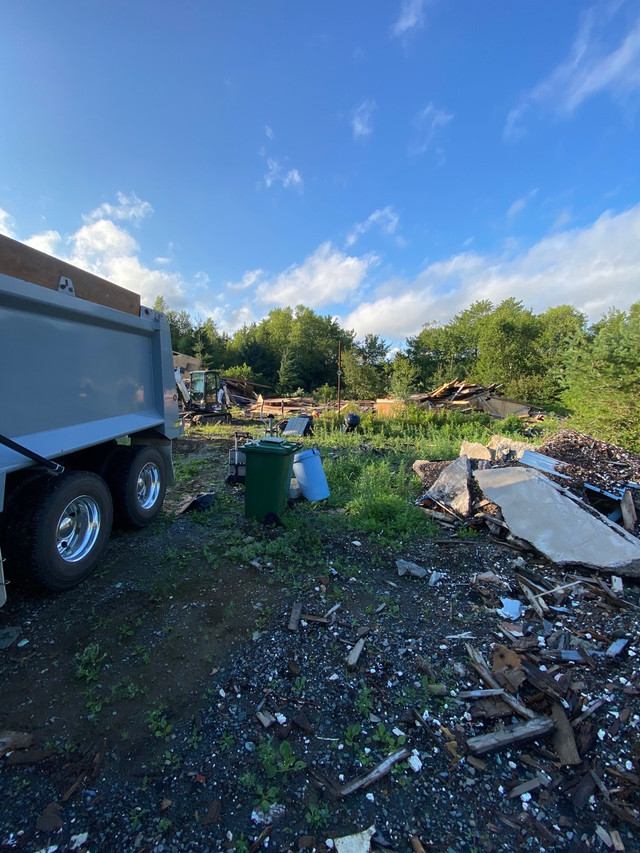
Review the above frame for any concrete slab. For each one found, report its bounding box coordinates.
[427,456,472,516]
[474,467,640,577]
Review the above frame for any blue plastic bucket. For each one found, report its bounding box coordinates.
[293,448,330,502]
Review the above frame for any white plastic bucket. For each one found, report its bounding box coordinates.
[293,448,330,502]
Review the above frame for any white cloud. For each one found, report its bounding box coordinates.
[346,206,400,247]
[199,301,257,336]
[352,100,376,140]
[505,5,640,139]
[85,191,153,224]
[392,0,426,38]
[256,241,379,308]
[265,125,274,140]
[264,158,304,192]
[342,204,640,340]
[507,188,539,219]
[410,103,453,155]
[226,269,264,291]
[24,230,62,255]
[283,168,302,189]
[0,207,16,238]
[6,194,204,311]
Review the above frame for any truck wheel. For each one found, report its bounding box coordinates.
[3,471,113,592]
[107,446,167,528]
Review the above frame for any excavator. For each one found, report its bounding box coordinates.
[174,368,232,424]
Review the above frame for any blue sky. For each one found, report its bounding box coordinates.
[1,0,640,347]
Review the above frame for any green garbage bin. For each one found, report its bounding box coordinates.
[243,438,302,522]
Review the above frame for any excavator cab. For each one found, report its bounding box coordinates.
[189,370,221,412]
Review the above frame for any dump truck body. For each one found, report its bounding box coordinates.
[0,236,182,602]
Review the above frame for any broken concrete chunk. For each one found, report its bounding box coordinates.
[459,440,493,462]
[396,559,428,579]
[474,467,640,577]
[427,455,472,516]
[334,825,376,852]
[487,434,536,462]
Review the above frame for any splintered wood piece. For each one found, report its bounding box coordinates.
[577,644,598,669]
[509,777,543,798]
[466,644,535,720]
[256,711,276,729]
[517,580,547,617]
[522,661,566,702]
[621,489,637,532]
[611,829,626,851]
[346,638,366,671]
[338,748,411,796]
[0,731,34,757]
[467,717,555,756]
[288,602,302,631]
[458,689,506,699]
[551,703,581,766]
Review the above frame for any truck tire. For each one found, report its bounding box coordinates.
[2,471,113,592]
[106,445,167,528]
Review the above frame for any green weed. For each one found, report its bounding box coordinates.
[74,643,106,684]
[305,801,330,829]
[146,707,173,740]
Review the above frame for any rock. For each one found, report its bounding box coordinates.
[427,456,472,516]
[487,435,536,462]
[459,441,493,461]
[474,466,640,576]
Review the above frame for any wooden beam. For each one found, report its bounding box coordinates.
[0,234,140,316]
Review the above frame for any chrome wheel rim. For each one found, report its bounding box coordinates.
[137,462,161,510]
[56,496,101,562]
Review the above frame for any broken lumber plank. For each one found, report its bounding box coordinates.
[509,777,544,798]
[621,489,637,532]
[551,702,581,765]
[338,748,411,796]
[466,717,555,756]
[458,689,506,700]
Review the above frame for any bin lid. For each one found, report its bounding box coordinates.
[293,447,319,462]
[243,439,302,454]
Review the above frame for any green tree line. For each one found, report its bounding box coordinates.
[156,295,640,450]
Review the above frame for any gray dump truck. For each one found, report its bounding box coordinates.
[0,235,182,605]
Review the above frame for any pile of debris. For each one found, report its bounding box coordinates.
[248,395,318,418]
[414,431,640,577]
[221,375,262,407]
[408,379,536,419]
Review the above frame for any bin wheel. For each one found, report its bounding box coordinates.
[263,512,281,526]
[105,446,167,528]
[2,471,113,592]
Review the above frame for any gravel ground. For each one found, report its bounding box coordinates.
[1,434,639,853]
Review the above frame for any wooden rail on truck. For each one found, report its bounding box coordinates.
[0,234,141,316]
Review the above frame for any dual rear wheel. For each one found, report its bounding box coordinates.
[2,446,167,592]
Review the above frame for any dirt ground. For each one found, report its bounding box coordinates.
[1,430,639,853]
